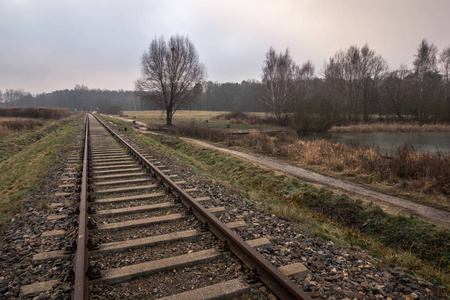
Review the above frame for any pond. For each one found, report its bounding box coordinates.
[304,132,450,155]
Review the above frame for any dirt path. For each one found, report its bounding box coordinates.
[182,138,450,228]
[105,114,450,228]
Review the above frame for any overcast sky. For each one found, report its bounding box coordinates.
[1,0,449,94]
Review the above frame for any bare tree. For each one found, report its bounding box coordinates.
[74,84,89,111]
[2,89,30,107]
[342,45,361,120]
[323,55,346,121]
[299,61,315,85]
[413,39,438,123]
[135,35,206,125]
[359,44,387,122]
[260,47,300,126]
[440,46,450,101]
[324,45,387,121]
[296,61,315,109]
[381,65,411,120]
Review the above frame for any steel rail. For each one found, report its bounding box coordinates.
[93,114,312,300]
[73,114,90,300]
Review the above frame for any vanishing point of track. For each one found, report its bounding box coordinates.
[38,114,312,299]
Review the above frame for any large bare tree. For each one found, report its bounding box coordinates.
[135,35,206,125]
[260,47,300,126]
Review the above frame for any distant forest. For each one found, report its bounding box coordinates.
[0,81,264,113]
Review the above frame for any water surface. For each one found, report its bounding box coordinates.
[304,132,450,155]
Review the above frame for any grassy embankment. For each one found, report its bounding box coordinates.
[0,107,70,139]
[0,112,83,229]
[104,114,450,295]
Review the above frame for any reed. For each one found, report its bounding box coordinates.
[329,122,450,133]
[0,117,44,130]
[0,107,70,119]
[0,118,45,139]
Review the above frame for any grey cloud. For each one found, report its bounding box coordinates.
[1,0,449,94]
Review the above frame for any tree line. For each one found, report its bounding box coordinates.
[191,80,262,112]
[262,39,450,130]
[134,35,450,128]
[0,85,146,112]
[0,82,262,113]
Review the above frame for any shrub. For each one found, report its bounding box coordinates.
[0,107,70,119]
[212,111,277,126]
[212,111,249,120]
[0,118,44,131]
[102,106,123,115]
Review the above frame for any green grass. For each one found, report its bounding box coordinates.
[101,115,450,296]
[0,113,84,229]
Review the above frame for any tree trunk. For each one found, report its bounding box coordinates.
[166,109,173,126]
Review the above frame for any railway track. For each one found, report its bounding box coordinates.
[26,114,312,299]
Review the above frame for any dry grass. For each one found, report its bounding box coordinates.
[329,122,450,133]
[212,111,277,126]
[0,118,45,139]
[0,107,70,119]
[123,110,228,124]
[122,110,277,130]
[169,124,450,210]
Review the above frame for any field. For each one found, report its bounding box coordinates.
[122,110,281,130]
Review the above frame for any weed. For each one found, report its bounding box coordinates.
[39,201,51,211]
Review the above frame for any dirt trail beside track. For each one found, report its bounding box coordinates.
[182,138,450,228]
[106,114,450,228]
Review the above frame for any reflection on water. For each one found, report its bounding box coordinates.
[301,132,450,155]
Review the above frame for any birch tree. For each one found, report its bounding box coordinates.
[260,47,300,126]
